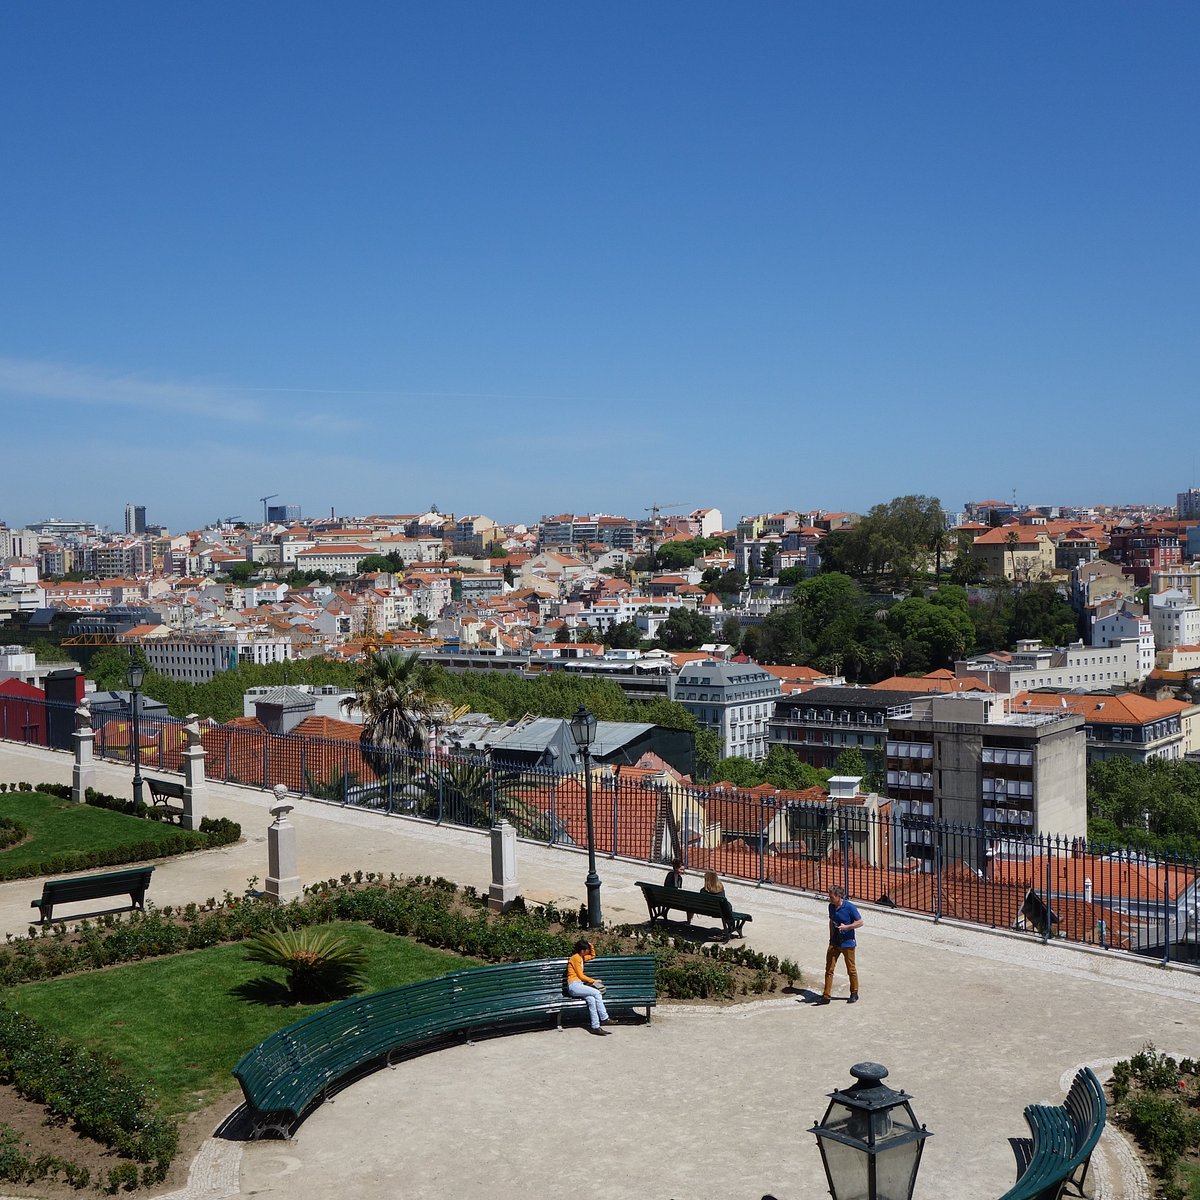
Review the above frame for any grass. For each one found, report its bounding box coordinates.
[10,922,478,1115]
[0,791,199,874]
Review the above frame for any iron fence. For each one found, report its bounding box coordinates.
[3,696,1196,965]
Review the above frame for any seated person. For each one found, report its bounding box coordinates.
[701,870,725,896]
[663,859,684,888]
[566,938,610,1035]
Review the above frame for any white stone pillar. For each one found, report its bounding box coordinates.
[72,702,95,803]
[488,819,519,913]
[265,783,302,904]
[181,715,208,831]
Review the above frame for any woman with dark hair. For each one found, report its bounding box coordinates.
[663,859,684,888]
[566,938,611,1035]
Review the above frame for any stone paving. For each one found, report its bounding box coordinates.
[1,742,1197,1199]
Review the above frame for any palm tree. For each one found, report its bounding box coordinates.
[418,757,548,836]
[344,650,437,777]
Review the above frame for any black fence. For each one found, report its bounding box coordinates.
[4,696,1197,965]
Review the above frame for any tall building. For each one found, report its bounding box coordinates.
[124,504,147,534]
[266,504,301,523]
[1177,488,1200,521]
[885,692,1086,844]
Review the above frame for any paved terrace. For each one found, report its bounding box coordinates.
[1,742,1196,1200]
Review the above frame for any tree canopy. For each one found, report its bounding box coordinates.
[817,494,947,588]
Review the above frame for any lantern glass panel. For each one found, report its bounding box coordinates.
[872,1136,923,1200]
[818,1132,871,1200]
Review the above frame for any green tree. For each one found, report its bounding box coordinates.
[656,609,713,650]
[776,566,806,587]
[721,616,741,649]
[818,495,947,588]
[604,621,643,650]
[653,538,728,571]
[225,561,260,584]
[711,757,764,787]
[29,638,70,663]
[346,651,438,773]
[762,745,828,791]
[356,553,404,574]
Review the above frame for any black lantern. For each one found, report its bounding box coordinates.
[567,705,602,928]
[811,1062,931,1200]
[126,659,146,811]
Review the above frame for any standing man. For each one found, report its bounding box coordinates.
[816,884,863,1005]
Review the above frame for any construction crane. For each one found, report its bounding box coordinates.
[259,494,279,524]
[644,502,691,569]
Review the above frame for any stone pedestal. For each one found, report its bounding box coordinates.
[488,819,519,913]
[72,703,95,803]
[180,715,208,831]
[265,784,302,904]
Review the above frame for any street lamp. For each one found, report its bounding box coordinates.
[127,659,146,812]
[568,705,602,929]
[810,1062,932,1200]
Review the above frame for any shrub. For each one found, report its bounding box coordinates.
[0,1005,177,1171]
[244,928,368,1002]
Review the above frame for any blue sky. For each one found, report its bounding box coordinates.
[2,3,1197,533]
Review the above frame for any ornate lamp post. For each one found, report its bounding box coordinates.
[568,705,602,929]
[127,659,146,811]
[810,1062,932,1200]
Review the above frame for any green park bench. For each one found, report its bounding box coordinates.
[232,954,656,1139]
[145,776,186,823]
[31,866,155,923]
[996,1066,1106,1200]
[635,880,752,938]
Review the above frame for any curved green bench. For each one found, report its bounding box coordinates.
[232,954,656,1138]
[996,1067,1106,1200]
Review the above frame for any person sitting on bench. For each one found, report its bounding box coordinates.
[566,939,610,1036]
[663,859,684,888]
[701,870,725,897]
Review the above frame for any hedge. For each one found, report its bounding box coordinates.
[0,783,241,882]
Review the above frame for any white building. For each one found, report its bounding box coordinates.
[1092,607,1155,680]
[957,634,1151,694]
[142,629,294,683]
[1149,589,1200,651]
[674,659,783,761]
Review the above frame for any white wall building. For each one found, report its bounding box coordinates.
[1092,608,1155,680]
[674,659,783,761]
[142,630,294,682]
[1149,589,1200,651]
[957,635,1151,694]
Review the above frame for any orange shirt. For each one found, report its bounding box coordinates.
[566,950,596,986]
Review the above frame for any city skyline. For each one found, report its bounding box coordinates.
[2,4,1198,531]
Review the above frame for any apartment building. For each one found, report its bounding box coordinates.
[956,636,1150,694]
[768,685,928,774]
[886,691,1086,843]
[142,629,294,682]
[675,660,782,761]
[1150,589,1200,651]
[1014,690,1197,764]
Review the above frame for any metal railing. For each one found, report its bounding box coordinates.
[3,695,1196,966]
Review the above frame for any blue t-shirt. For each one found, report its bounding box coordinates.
[828,899,862,948]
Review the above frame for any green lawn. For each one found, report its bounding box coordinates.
[0,791,200,876]
[11,923,477,1115]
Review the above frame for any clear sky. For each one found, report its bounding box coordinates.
[2,3,1197,533]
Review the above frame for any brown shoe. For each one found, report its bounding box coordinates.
[588,1026,611,1036]
[815,996,832,1006]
